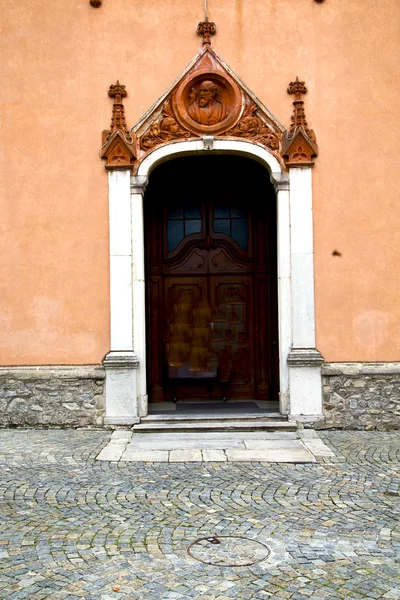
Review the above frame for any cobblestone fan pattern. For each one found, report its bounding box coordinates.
[322,364,400,430]
[0,368,105,427]
[0,430,399,599]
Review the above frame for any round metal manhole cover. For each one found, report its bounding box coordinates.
[187,536,270,567]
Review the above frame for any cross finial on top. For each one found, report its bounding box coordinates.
[108,80,127,104]
[197,19,217,45]
[287,76,307,100]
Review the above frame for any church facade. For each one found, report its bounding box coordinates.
[0,0,399,430]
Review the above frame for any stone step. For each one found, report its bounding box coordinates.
[143,411,283,422]
[132,420,297,433]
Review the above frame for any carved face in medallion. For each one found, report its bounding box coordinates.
[187,80,227,126]
[198,81,218,106]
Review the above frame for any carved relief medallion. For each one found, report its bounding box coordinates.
[173,70,242,135]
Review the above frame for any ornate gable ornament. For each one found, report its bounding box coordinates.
[100,23,318,171]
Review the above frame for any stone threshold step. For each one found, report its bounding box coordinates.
[132,421,297,433]
[142,412,283,422]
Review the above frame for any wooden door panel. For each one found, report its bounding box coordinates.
[164,277,216,398]
[254,273,270,399]
[171,248,207,272]
[208,247,250,273]
[145,155,278,403]
[148,275,164,402]
[211,277,255,398]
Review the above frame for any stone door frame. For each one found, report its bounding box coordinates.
[103,138,323,425]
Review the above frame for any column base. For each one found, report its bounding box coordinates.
[288,348,324,417]
[279,392,290,415]
[103,351,140,425]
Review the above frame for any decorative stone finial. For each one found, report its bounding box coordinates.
[100,81,136,171]
[287,77,310,137]
[281,77,318,168]
[105,80,132,143]
[197,19,217,45]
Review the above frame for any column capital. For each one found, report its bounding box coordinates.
[131,175,148,195]
[287,348,324,368]
[271,172,290,192]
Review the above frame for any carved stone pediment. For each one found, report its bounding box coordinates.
[100,130,137,170]
[133,45,285,169]
[100,34,319,171]
[281,128,318,167]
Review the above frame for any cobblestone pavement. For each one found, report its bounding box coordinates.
[0,429,399,599]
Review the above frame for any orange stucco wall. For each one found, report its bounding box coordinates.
[0,0,399,364]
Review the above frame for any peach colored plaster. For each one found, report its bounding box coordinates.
[0,0,399,364]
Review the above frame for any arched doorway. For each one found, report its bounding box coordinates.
[103,139,323,425]
[144,154,279,408]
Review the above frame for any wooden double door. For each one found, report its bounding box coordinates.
[145,156,279,403]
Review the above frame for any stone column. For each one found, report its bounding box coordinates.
[103,170,139,425]
[273,173,291,415]
[287,167,323,419]
[131,175,148,417]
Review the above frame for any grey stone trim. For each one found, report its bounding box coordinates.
[103,351,139,369]
[321,362,400,430]
[104,416,140,425]
[287,348,324,367]
[0,365,105,380]
[130,175,148,194]
[323,362,400,376]
[0,365,105,427]
[292,414,324,424]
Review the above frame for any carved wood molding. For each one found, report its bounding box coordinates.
[281,77,318,168]
[100,81,137,171]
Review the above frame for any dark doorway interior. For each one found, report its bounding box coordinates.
[144,155,279,406]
